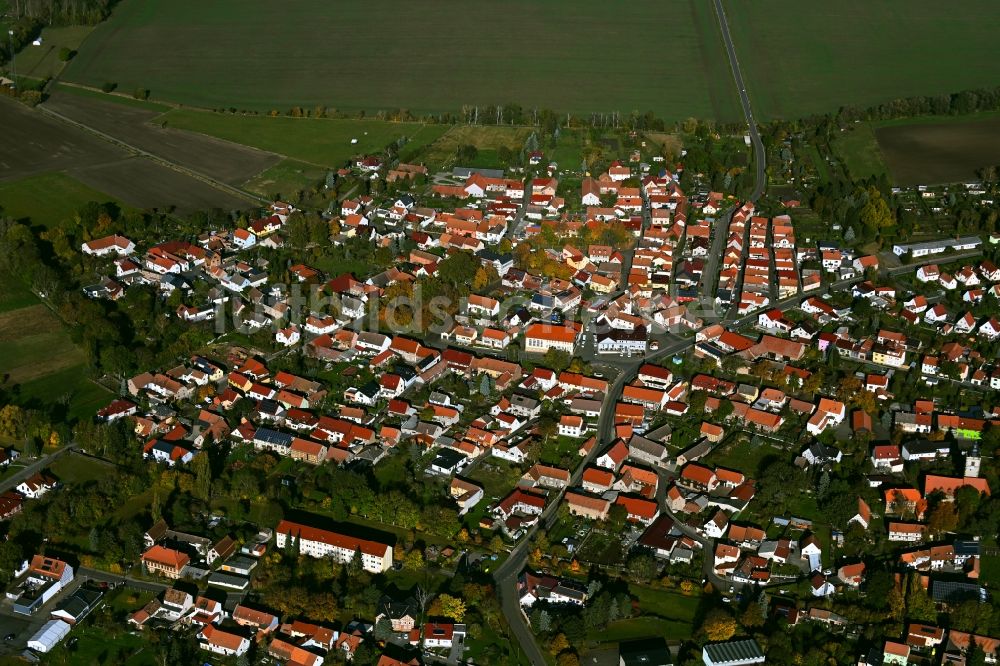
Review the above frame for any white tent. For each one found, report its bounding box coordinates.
[27,619,70,653]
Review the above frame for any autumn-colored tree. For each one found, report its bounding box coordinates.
[859,186,895,229]
[926,501,959,537]
[700,608,737,641]
[555,652,580,666]
[741,603,765,629]
[429,594,466,622]
[548,633,570,655]
[404,549,424,571]
[0,405,26,440]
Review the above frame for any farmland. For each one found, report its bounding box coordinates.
[832,112,1000,185]
[0,172,121,230]
[158,108,447,169]
[63,0,742,121]
[724,0,1000,120]
[0,96,253,214]
[10,25,94,82]
[876,117,1000,186]
[43,90,281,186]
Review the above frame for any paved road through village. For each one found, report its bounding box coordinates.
[492,3,770,662]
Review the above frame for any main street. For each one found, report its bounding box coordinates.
[493,3,770,661]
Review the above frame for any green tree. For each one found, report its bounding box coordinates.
[904,572,936,622]
[191,452,211,501]
[542,348,571,372]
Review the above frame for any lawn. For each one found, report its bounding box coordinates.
[15,365,113,422]
[627,584,703,640]
[0,172,122,230]
[0,304,86,386]
[704,436,778,477]
[0,273,111,423]
[576,529,626,566]
[413,125,532,170]
[64,0,741,121]
[981,554,1000,588]
[43,624,157,666]
[157,109,447,168]
[539,435,585,467]
[831,124,888,181]
[594,616,695,643]
[50,453,115,485]
[244,158,329,199]
[0,272,39,314]
[724,0,1000,120]
[11,25,94,81]
[466,459,526,501]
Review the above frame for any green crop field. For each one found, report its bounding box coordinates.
[724,0,1000,120]
[0,172,122,230]
[64,0,741,121]
[11,25,94,81]
[158,109,449,168]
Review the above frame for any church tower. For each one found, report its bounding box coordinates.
[965,445,982,478]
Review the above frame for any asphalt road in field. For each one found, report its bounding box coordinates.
[494,5,771,662]
[713,0,766,202]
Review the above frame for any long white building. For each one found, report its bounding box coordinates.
[275,520,393,573]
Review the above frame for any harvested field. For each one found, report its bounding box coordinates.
[71,157,250,214]
[0,96,125,180]
[0,97,254,213]
[875,118,1000,186]
[44,90,281,186]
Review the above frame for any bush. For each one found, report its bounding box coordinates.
[18,90,43,107]
[101,82,116,93]
[58,47,75,62]
[133,88,150,101]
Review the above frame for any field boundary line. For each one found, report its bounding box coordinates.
[35,104,267,207]
[52,81,182,110]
